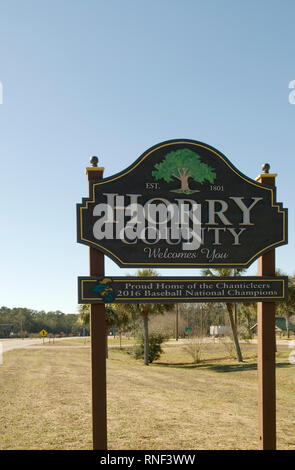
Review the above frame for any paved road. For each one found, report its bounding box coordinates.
[0,337,79,353]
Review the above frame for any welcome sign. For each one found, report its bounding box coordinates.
[77,139,287,268]
[77,139,288,451]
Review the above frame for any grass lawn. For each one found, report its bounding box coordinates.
[0,339,294,450]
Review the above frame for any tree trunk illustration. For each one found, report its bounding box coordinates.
[173,167,191,191]
[180,176,190,190]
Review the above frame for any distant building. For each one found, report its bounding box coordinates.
[210,325,231,337]
[250,317,295,336]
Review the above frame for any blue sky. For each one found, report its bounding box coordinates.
[0,0,294,313]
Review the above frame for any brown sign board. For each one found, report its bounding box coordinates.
[77,139,287,268]
[78,276,288,304]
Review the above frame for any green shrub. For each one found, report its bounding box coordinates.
[133,332,166,363]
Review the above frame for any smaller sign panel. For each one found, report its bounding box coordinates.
[78,276,287,304]
[40,329,48,337]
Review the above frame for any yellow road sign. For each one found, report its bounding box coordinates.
[40,329,48,337]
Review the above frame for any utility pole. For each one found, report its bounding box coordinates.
[175,304,179,341]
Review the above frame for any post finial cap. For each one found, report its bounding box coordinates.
[90,156,99,167]
[262,163,270,174]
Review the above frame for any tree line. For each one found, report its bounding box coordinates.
[0,307,82,337]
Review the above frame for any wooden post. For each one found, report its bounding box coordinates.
[256,164,277,450]
[86,157,107,450]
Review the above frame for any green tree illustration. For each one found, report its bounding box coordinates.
[152,148,216,192]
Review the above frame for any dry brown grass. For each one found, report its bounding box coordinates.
[0,340,294,450]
